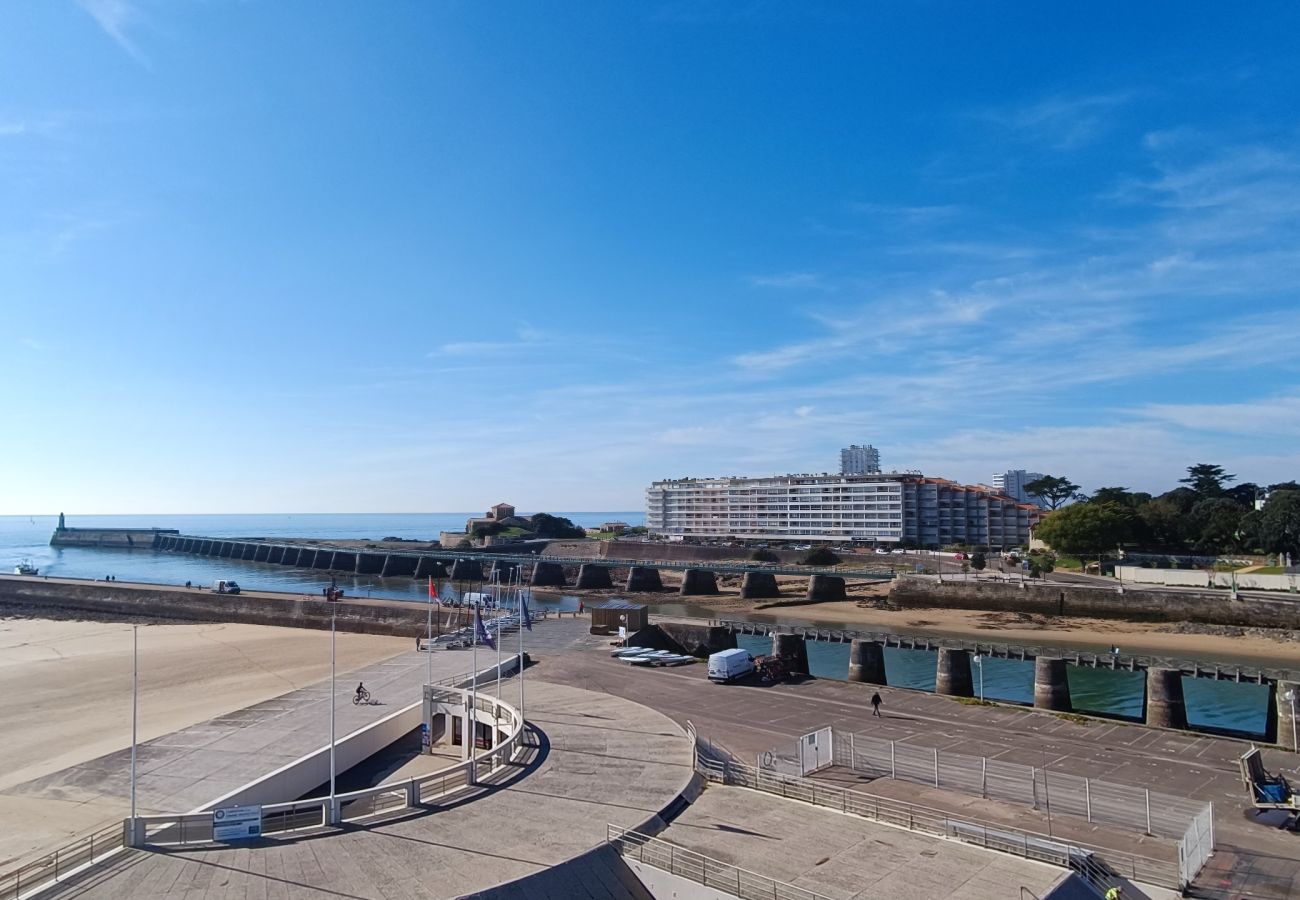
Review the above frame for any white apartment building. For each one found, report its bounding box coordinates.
[646,474,904,543]
[647,473,1039,548]
[840,444,881,475]
[993,470,1046,506]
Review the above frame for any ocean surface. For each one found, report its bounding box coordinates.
[0,514,1276,736]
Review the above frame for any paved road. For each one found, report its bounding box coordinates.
[536,641,1300,899]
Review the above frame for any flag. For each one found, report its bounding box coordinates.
[520,592,533,631]
[474,607,495,650]
[428,577,439,603]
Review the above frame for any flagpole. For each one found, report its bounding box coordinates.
[328,592,337,824]
[426,576,433,689]
[470,577,477,784]
[518,570,526,725]
[495,575,502,702]
[130,624,138,838]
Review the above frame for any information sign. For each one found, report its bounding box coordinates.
[213,804,262,842]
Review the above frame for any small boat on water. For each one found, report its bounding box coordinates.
[13,559,38,575]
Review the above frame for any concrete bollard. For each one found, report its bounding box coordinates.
[740,572,781,599]
[529,562,566,587]
[1145,668,1187,729]
[680,569,719,595]
[1034,657,1073,712]
[772,632,809,675]
[575,564,613,589]
[626,567,664,592]
[935,648,974,697]
[805,575,846,601]
[847,639,887,685]
[1275,680,1299,751]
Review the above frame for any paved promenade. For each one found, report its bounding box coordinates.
[538,640,1300,900]
[656,783,1064,900]
[39,680,693,899]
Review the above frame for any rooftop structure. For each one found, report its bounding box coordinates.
[840,443,881,475]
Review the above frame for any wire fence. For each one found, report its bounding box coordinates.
[828,729,1210,843]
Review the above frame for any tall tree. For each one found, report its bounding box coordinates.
[1139,498,1191,550]
[1254,490,1300,557]
[1224,482,1262,508]
[1180,463,1235,497]
[1090,487,1152,508]
[1190,498,1246,554]
[1024,475,1083,510]
[1033,501,1138,556]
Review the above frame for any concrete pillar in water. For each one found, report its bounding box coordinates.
[847,639,887,685]
[268,545,284,564]
[772,632,809,675]
[680,569,719,595]
[740,572,780,599]
[529,562,567,587]
[626,567,664,591]
[1145,668,1187,729]
[1034,657,1073,712]
[241,543,257,561]
[576,565,613,589]
[1274,680,1299,751]
[805,575,846,601]
[450,559,484,581]
[935,648,974,697]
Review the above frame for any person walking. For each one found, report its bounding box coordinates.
[870,692,883,717]
[1104,885,1122,900]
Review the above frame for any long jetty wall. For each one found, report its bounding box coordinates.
[50,527,179,549]
[0,578,431,638]
[889,575,1300,630]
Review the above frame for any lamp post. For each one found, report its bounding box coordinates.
[130,624,138,842]
[1286,689,1297,754]
[328,589,337,824]
[973,653,984,703]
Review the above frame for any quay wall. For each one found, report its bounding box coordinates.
[49,528,178,549]
[0,578,430,637]
[889,575,1300,629]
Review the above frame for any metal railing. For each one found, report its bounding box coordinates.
[132,682,527,847]
[607,825,835,900]
[695,754,1181,891]
[828,729,1210,843]
[0,821,124,900]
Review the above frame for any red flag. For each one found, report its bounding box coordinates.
[428,577,439,603]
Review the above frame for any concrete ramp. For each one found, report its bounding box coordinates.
[460,844,653,900]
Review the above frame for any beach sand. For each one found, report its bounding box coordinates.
[0,618,410,867]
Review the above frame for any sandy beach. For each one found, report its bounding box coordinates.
[0,618,410,867]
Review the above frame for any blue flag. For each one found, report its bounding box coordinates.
[520,592,533,631]
[474,607,495,650]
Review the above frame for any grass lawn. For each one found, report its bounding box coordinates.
[1251,566,1286,575]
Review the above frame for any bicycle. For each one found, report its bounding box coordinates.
[353,687,371,705]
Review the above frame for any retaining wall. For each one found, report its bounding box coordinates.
[1116,565,1300,592]
[888,575,1300,629]
[0,578,432,637]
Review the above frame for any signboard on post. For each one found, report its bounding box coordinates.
[213,804,262,842]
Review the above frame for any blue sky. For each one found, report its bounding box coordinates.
[4,1,1299,514]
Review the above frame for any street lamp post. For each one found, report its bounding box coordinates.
[973,653,984,703]
[130,624,138,843]
[1286,689,1297,753]
[328,591,337,824]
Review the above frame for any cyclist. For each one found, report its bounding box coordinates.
[355,682,368,704]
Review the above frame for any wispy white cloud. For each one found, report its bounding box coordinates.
[77,0,150,66]
[977,91,1135,150]
[748,271,836,291]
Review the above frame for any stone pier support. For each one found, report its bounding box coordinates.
[414,557,447,579]
[935,648,974,697]
[219,542,235,558]
[289,547,307,566]
[1034,657,1073,712]
[529,562,567,587]
[626,567,664,592]
[241,543,257,561]
[254,544,270,562]
[679,569,719,595]
[1145,668,1187,730]
[356,553,384,575]
[847,639,887,685]
[740,572,781,599]
[268,545,284,564]
[1274,680,1298,750]
[450,559,484,582]
[386,555,419,577]
[806,575,846,601]
[576,565,613,589]
[771,632,809,675]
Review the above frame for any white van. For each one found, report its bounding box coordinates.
[708,648,755,684]
[212,580,240,595]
